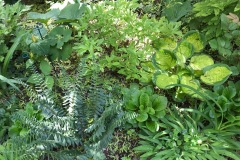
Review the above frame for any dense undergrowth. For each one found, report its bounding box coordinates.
[0,0,240,159]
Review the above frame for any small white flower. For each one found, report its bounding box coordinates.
[197,139,202,144]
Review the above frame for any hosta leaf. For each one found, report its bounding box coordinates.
[175,41,194,64]
[184,31,205,52]
[136,112,148,122]
[152,96,168,111]
[152,50,176,70]
[200,64,232,85]
[180,75,201,96]
[153,72,178,89]
[157,37,177,51]
[190,54,214,71]
[40,60,52,75]
[146,121,159,132]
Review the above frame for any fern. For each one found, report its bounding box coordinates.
[1,60,129,159]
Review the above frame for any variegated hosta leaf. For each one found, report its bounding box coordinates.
[184,31,204,52]
[175,41,194,64]
[190,54,214,71]
[200,64,232,85]
[158,37,177,51]
[180,75,201,96]
[153,73,178,89]
[152,50,176,70]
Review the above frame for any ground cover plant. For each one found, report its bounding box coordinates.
[0,0,240,159]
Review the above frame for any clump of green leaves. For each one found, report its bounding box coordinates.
[209,13,240,58]
[205,80,240,123]
[73,0,182,81]
[152,31,232,100]
[122,84,168,132]
[134,106,240,160]
[191,0,240,40]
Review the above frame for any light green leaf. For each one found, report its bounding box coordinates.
[152,96,167,111]
[0,75,20,91]
[200,64,232,85]
[184,31,205,52]
[190,54,214,71]
[175,41,194,64]
[153,73,178,89]
[59,3,86,20]
[157,37,177,51]
[136,113,148,122]
[148,107,155,115]
[45,76,54,89]
[180,75,201,96]
[26,59,34,69]
[140,93,150,106]
[133,145,154,152]
[20,128,29,136]
[155,111,166,118]
[146,121,159,132]
[27,9,60,23]
[140,151,156,158]
[152,50,176,70]
[234,1,240,12]
[27,74,44,84]
[40,60,52,75]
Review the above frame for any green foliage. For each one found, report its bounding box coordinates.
[123,84,168,132]
[204,80,240,123]
[134,106,240,160]
[193,0,239,17]
[152,31,232,100]
[208,13,240,59]
[137,0,193,21]
[73,0,182,81]
[0,60,129,159]
[0,0,240,159]
[191,0,240,41]
[27,2,86,24]
[0,1,31,76]
[105,129,139,160]
[161,0,193,22]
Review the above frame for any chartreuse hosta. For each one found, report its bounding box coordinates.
[152,31,232,99]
